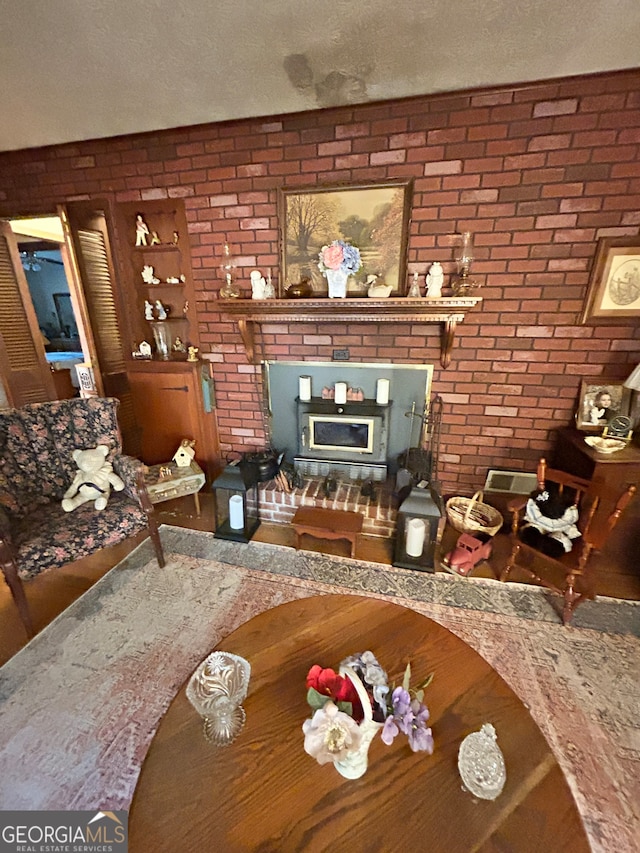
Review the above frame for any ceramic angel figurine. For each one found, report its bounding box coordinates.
[144,300,154,320]
[426,262,444,297]
[154,299,168,320]
[250,270,267,299]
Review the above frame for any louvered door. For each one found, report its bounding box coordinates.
[61,203,141,455]
[0,221,56,406]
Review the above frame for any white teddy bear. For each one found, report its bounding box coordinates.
[61,445,125,512]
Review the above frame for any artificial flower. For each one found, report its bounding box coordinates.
[318,239,362,276]
[302,700,363,764]
[304,652,434,765]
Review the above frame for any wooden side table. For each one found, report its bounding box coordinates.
[552,428,640,495]
[144,460,206,516]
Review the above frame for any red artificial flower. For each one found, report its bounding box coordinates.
[306,665,360,708]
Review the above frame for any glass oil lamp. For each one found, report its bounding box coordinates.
[219,243,240,299]
[453,231,477,295]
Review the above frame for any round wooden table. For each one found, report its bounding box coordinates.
[129,596,589,852]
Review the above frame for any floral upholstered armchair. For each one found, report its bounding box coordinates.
[0,397,165,637]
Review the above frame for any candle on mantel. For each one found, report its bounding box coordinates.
[376,378,390,405]
[228,494,244,530]
[299,375,312,402]
[405,517,426,557]
[334,382,347,405]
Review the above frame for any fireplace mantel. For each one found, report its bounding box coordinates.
[220,296,482,368]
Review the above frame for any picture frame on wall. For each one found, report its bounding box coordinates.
[277,180,413,298]
[575,380,632,432]
[580,236,640,323]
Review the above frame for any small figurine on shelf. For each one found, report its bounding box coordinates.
[173,231,179,244]
[135,214,150,247]
[250,269,267,299]
[408,271,422,298]
[142,265,160,284]
[264,271,276,299]
[166,276,180,284]
[154,299,168,320]
[150,231,161,246]
[144,300,155,320]
[426,262,444,298]
[172,336,186,353]
[187,346,199,362]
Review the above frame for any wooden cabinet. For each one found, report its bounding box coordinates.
[127,360,220,479]
[116,199,199,358]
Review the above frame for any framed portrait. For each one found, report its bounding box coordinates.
[575,380,632,432]
[277,180,413,297]
[580,237,640,323]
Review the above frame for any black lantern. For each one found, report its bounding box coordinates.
[211,460,260,542]
[393,483,444,572]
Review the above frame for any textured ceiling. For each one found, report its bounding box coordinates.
[2,0,639,153]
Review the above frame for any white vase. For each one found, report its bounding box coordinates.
[325,268,349,298]
[333,665,383,780]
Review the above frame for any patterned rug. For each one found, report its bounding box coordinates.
[0,525,638,852]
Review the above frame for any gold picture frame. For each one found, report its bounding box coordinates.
[580,236,640,322]
[277,180,413,297]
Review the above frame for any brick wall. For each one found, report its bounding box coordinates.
[1,69,639,496]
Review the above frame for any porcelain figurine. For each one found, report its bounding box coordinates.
[144,300,154,320]
[250,270,267,299]
[367,274,392,298]
[135,214,150,246]
[426,262,444,298]
[142,265,160,285]
[154,299,168,320]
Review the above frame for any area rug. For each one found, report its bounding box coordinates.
[0,526,638,853]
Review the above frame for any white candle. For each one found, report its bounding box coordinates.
[299,375,312,402]
[229,494,244,530]
[334,382,347,404]
[376,378,390,405]
[405,518,426,557]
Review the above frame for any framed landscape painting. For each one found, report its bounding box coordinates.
[580,237,640,322]
[278,181,413,297]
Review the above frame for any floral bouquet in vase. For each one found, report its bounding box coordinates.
[302,650,434,779]
[318,239,362,298]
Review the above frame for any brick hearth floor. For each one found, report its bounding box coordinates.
[258,475,398,538]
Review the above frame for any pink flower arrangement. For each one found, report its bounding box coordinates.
[317,239,362,276]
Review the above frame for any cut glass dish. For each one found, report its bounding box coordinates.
[187,651,251,746]
[458,723,506,800]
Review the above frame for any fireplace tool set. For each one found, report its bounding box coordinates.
[395,395,443,496]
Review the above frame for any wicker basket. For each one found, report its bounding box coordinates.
[445,491,504,537]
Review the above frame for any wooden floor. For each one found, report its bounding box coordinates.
[1,491,638,666]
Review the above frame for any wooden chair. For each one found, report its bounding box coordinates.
[497,457,636,625]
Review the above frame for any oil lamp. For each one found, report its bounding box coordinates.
[452,231,477,295]
[219,243,240,298]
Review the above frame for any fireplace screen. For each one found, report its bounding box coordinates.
[309,415,375,454]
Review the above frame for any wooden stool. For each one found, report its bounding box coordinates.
[292,506,363,557]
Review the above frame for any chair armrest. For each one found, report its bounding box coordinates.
[112,455,147,501]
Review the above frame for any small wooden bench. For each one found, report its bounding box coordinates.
[292,506,364,557]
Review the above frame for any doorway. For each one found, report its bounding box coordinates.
[14,223,87,400]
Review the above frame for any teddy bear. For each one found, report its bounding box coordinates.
[519,484,581,558]
[61,445,125,512]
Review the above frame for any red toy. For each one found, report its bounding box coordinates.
[442,532,492,576]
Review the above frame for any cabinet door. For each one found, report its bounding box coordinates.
[128,365,219,478]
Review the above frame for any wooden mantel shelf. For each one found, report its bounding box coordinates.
[220,296,482,368]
